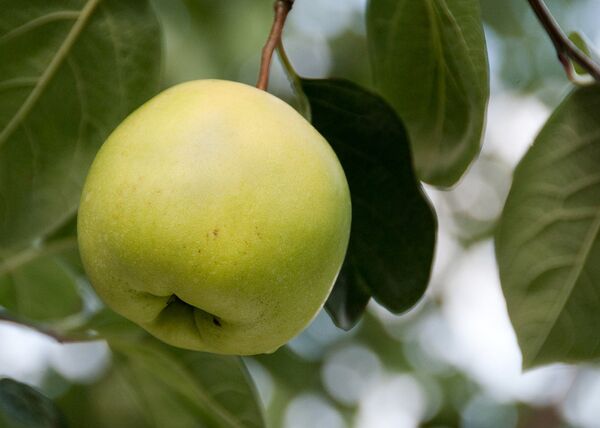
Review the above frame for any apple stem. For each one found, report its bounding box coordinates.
[256,0,295,91]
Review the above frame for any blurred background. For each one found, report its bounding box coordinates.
[2,0,600,426]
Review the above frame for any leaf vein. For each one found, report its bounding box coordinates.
[0,10,80,44]
[0,0,101,151]
[531,209,600,362]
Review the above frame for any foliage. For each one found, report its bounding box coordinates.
[302,78,436,329]
[0,0,161,253]
[367,0,489,187]
[496,85,600,368]
[58,335,265,428]
[1,0,600,426]
[0,378,66,428]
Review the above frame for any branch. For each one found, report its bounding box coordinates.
[0,310,91,344]
[527,0,600,82]
[257,0,295,90]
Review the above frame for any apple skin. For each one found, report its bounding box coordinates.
[77,80,351,355]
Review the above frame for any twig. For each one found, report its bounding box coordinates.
[0,310,92,344]
[257,0,295,90]
[527,0,600,82]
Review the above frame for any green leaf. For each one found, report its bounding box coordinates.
[69,306,144,341]
[367,0,489,187]
[301,78,437,330]
[496,85,600,368]
[169,349,265,428]
[0,0,162,252]
[58,339,265,428]
[0,230,82,322]
[0,378,66,428]
[568,32,600,77]
[0,245,81,322]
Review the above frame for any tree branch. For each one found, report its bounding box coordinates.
[257,0,295,90]
[527,0,600,82]
[0,310,91,344]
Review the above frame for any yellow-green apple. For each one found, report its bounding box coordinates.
[77,80,351,355]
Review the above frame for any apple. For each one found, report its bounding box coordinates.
[77,80,351,355]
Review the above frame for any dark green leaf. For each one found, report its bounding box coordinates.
[58,338,265,428]
[0,0,162,252]
[324,258,371,330]
[301,78,437,329]
[367,0,489,187]
[496,85,600,368]
[0,378,66,428]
